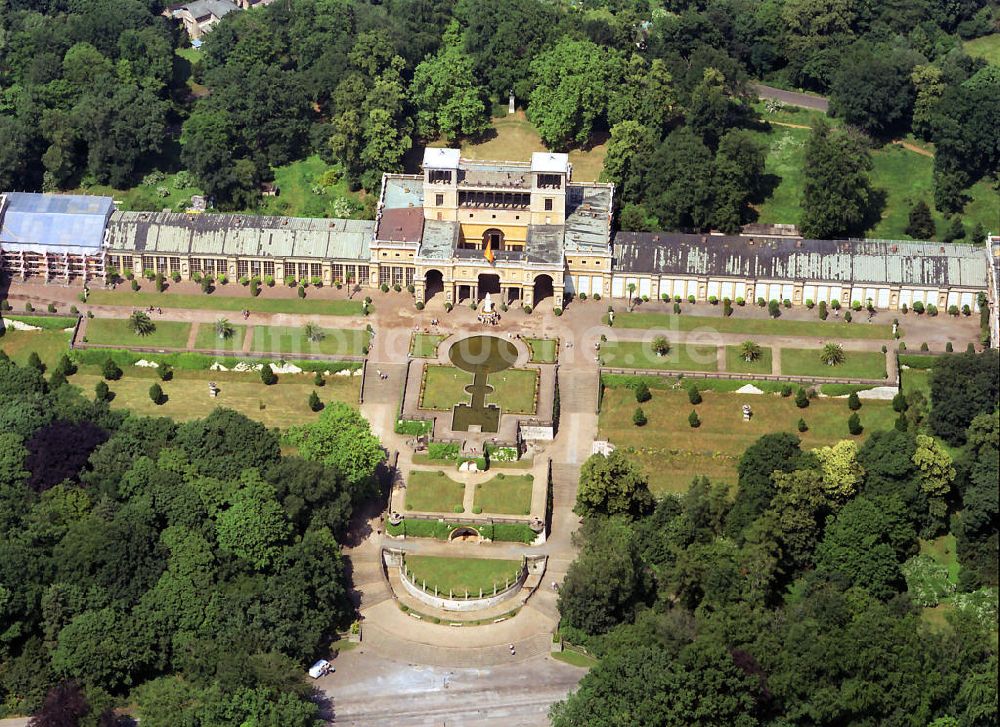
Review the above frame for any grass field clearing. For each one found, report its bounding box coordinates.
[87,290,363,316]
[420,365,474,411]
[963,33,1000,65]
[193,322,247,352]
[404,555,523,596]
[85,318,192,349]
[600,340,718,372]
[725,345,773,374]
[473,474,534,515]
[0,329,72,368]
[411,333,447,358]
[525,338,558,363]
[68,365,358,429]
[405,470,466,513]
[599,384,895,493]
[251,325,369,356]
[781,348,887,379]
[485,368,539,414]
[614,311,895,340]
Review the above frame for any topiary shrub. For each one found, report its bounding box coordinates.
[848,413,863,435]
[673,302,681,314]
[688,295,696,304]
[768,300,780,318]
[797,418,808,432]
[847,391,861,410]
[912,301,925,314]
[131,279,140,291]
[380,283,389,293]
[818,300,828,320]
[920,342,929,352]
[892,392,908,412]
[308,391,323,412]
[783,299,791,308]
[632,407,647,426]
[554,308,563,316]
[260,364,277,385]
[523,305,532,314]
[634,381,651,403]
[444,301,453,312]
[415,301,425,310]
[708,295,718,305]
[102,358,122,381]
[844,310,852,323]
[795,387,809,408]
[688,410,700,428]
[94,380,111,402]
[148,383,164,405]
[945,342,953,352]
[780,384,793,397]
[898,341,907,351]
[158,363,173,381]
[926,304,937,316]
[47,303,57,313]
[805,299,814,309]
[687,386,702,405]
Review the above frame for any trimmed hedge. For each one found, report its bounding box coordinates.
[395,419,433,436]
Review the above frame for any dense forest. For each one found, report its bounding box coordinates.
[0,0,996,237]
[0,351,384,723]
[553,350,999,726]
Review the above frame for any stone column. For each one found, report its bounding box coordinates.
[414,279,426,305]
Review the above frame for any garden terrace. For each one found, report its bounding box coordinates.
[404,470,466,513]
[473,474,534,516]
[612,310,895,340]
[87,290,364,316]
[599,381,896,494]
[599,340,719,372]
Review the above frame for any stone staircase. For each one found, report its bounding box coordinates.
[349,553,393,610]
[360,622,554,668]
[558,368,600,414]
[550,463,581,508]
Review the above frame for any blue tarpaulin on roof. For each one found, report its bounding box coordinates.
[0,192,114,254]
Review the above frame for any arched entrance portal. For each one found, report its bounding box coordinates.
[477,273,501,301]
[533,274,554,304]
[425,269,444,301]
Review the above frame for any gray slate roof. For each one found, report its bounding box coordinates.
[0,192,114,254]
[107,211,372,260]
[174,0,237,19]
[564,184,612,253]
[612,232,988,288]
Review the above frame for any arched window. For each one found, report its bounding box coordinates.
[482,228,504,250]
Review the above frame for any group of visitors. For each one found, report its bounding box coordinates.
[478,310,500,326]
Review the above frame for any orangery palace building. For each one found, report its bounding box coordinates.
[1,147,996,333]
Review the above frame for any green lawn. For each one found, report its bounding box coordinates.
[600,340,718,372]
[251,325,369,356]
[0,329,72,369]
[411,333,446,358]
[404,470,466,513]
[964,33,1000,65]
[599,384,895,494]
[781,348,887,379]
[419,364,538,414]
[420,365,474,410]
[87,290,363,316]
[921,534,960,585]
[901,367,931,398]
[259,155,368,219]
[725,345,773,374]
[751,122,997,239]
[67,365,359,430]
[526,337,558,363]
[85,318,192,349]
[485,368,539,414]
[403,555,523,596]
[473,474,534,515]
[193,322,247,352]
[615,311,894,340]
[553,648,599,669]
